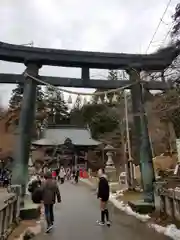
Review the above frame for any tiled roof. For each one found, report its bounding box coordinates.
[32,138,57,146]
[32,126,101,146]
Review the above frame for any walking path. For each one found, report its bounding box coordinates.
[38,182,170,240]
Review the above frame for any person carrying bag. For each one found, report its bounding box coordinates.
[41,172,61,233]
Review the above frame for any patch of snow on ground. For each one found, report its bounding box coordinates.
[109,193,150,222]
[111,190,124,198]
[150,224,180,240]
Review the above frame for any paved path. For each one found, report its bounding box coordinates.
[39,182,170,240]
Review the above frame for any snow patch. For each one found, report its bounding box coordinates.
[110,193,150,222]
[150,224,180,240]
[110,190,124,198]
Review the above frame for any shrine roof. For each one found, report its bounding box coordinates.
[32,125,101,146]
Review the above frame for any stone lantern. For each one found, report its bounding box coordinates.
[104,145,117,182]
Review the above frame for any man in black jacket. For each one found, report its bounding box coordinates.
[97,168,111,226]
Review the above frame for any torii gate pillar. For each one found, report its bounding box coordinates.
[11,63,40,206]
[129,69,155,208]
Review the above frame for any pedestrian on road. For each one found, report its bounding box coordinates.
[42,172,61,232]
[66,167,71,180]
[52,170,57,180]
[74,168,79,184]
[71,168,76,183]
[97,168,111,227]
[59,166,66,184]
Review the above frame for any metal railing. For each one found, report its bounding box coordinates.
[0,194,19,240]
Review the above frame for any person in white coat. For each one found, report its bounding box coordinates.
[59,166,66,184]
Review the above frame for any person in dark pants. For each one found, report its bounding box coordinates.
[97,168,111,227]
[42,172,61,232]
[74,168,79,183]
[72,169,75,182]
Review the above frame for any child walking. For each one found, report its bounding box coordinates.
[97,168,111,227]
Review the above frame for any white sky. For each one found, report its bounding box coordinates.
[0,0,179,107]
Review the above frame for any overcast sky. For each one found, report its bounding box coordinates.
[0,0,179,107]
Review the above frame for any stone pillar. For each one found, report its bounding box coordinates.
[10,185,21,222]
[11,63,40,206]
[105,151,117,182]
[130,69,155,203]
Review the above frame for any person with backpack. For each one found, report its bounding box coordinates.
[41,172,61,233]
[97,168,111,227]
[28,174,41,195]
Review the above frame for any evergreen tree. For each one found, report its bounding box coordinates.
[34,86,47,137]
[9,83,24,109]
[45,86,69,125]
[36,86,46,112]
[9,84,45,111]
[8,84,47,138]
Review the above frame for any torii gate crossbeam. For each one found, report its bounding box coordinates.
[0,73,171,90]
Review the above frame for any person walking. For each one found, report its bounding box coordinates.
[42,172,61,232]
[97,168,111,227]
[71,168,76,183]
[66,167,71,180]
[52,170,57,180]
[59,166,66,184]
[74,167,79,184]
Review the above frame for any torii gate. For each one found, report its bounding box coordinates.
[0,41,178,208]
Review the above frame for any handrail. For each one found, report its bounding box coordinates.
[155,182,180,221]
[0,194,19,239]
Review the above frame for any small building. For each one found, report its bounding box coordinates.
[32,125,102,170]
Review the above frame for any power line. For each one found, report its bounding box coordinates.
[146,0,173,53]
